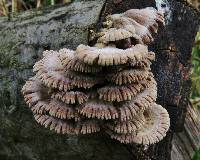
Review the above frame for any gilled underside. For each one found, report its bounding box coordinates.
[22,7,170,145]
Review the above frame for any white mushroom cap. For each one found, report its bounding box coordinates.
[124,7,165,33]
[76,44,148,66]
[107,14,154,44]
[98,27,135,43]
[107,103,170,145]
[22,77,50,111]
[129,103,170,145]
[58,48,75,68]
[33,51,74,91]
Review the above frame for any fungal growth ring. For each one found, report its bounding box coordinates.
[22,7,170,145]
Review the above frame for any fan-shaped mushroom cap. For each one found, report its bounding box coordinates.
[76,44,148,66]
[66,57,102,73]
[118,85,157,121]
[22,77,45,95]
[65,71,102,89]
[78,100,118,120]
[31,101,49,114]
[58,48,75,67]
[97,78,153,102]
[22,77,50,108]
[129,51,155,67]
[107,14,133,29]
[98,27,136,43]
[107,104,170,144]
[123,7,165,33]
[34,114,75,134]
[106,111,145,134]
[107,69,150,85]
[33,51,74,91]
[127,18,154,44]
[51,91,88,104]
[45,99,75,120]
[107,14,154,44]
[130,103,170,145]
[74,120,101,134]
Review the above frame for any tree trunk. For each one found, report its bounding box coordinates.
[0,0,199,160]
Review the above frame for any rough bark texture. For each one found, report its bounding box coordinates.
[172,104,200,160]
[0,0,199,160]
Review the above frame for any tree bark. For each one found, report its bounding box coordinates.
[0,0,199,160]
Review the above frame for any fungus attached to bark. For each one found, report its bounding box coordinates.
[107,103,170,145]
[22,77,50,112]
[129,104,170,145]
[123,7,165,33]
[98,27,135,44]
[22,6,170,145]
[33,51,74,91]
[106,7,165,44]
[76,44,148,66]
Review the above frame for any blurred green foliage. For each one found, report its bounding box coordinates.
[191,30,200,108]
[191,29,200,160]
[193,147,200,160]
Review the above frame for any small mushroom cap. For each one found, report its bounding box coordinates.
[78,100,119,120]
[33,51,74,91]
[76,44,148,66]
[34,114,75,134]
[65,71,103,89]
[107,69,150,85]
[127,18,154,44]
[31,101,49,114]
[107,103,170,144]
[129,51,155,67]
[106,112,145,134]
[129,103,170,145]
[66,57,102,73]
[21,76,45,95]
[107,14,154,44]
[58,48,75,68]
[98,28,135,43]
[46,99,76,120]
[22,77,50,109]
[118,84,157,121]
[124,7,165,32]
[97,78,153,102]
[51,91,88,104]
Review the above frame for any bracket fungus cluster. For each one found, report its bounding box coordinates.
[22,7,170,145]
